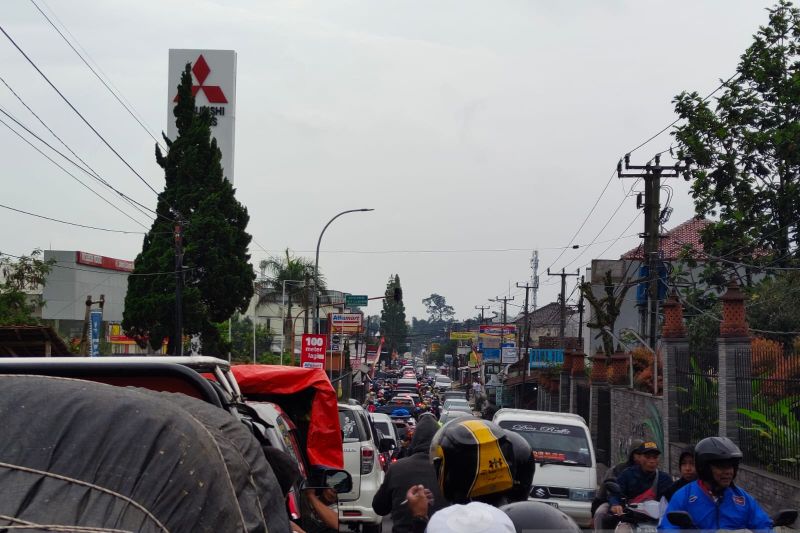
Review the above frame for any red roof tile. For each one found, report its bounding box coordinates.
[621,217,709,261]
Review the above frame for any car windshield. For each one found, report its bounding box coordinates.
[444,399,468,407]
[498,420,592,467]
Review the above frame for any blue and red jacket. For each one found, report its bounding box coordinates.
[659,480,772,532]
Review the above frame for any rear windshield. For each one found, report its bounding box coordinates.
[498,420,592,466]
[374,420,393,440]
[339,409,369,443]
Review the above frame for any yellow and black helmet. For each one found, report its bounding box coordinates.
[429,418,515,504]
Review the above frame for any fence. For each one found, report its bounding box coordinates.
[735,344,800,481]
[674,347,719,445]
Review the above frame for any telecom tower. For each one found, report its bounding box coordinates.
[531,250,540,312]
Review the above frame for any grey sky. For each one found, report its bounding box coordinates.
[1,0,770,321]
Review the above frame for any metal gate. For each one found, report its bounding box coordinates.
[596,387,611,465]
[576,383,590,424]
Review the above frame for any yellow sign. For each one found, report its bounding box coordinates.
[431,343,441,352]
[450,331,478,341]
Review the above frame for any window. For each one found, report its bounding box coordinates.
[498,420,592,467]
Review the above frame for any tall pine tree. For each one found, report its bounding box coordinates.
[123,64,254,354]
[380,274,408,354]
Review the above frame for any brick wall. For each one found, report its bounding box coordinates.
[610,388,663,465]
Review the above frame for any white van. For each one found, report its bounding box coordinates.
[493,409,597,528]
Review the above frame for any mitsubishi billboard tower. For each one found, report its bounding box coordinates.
[167,49,237,183]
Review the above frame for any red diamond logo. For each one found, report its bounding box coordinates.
[174,54,228,104]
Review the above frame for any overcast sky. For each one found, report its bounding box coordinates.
[1,0,772,320]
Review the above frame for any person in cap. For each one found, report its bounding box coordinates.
[660,437,772,531]
[663,447,697,502]
[591,437,646,531]
[604,441,672,530]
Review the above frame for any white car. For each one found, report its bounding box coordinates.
[433,374,452,391]
[493,409,597,528]
[338,403,384,533]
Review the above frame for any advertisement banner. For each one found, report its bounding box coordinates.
[301,334,327,369]
[89,309,103,356]
[449,331,478,341]
[501,346,518,364]
[483,348,500,361]
[478,324,517,338]
[330,313,363,333]
[168,49,237,183]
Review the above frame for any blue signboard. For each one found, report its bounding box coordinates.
[90,309,103,357]
[528,348,564,369]
[483,348,501,361]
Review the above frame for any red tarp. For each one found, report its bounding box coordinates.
[232,365,343,469]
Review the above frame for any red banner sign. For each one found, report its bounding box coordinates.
[301,334,327,369]
[76,251,134,272]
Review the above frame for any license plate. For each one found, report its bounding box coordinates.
[543,501,559,508]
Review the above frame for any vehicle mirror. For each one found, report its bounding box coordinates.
[666,511,695,529]
[324,468,353,494]
[301,487,340,530]
[603,480,622,495]
[773,509,798,527]
[379,437,395,453]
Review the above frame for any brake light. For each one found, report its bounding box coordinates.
[287,489,300,520]
[361,445,375,474]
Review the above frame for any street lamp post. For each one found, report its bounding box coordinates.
[313,209,374,334]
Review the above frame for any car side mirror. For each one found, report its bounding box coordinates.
[773,509,798,527]
[379,437,395,453]
[666,511,695,529]
[324,468,353,494]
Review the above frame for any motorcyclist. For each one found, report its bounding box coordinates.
[592,438,645,530]
[660,436,772,531]
[605,441,672,530]
[405,417,578,532]
[663,447,696,502]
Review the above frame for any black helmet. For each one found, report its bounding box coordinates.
[430,418,515,504]
[500,501,581,533]
[695,437,742,482]
[503,430,535,503]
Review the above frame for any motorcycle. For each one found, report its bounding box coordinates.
[605,481,662,533]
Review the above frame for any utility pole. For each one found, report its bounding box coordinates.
[79,294,105,356]
[474,305,490,324]
[578,275,585,351]
[516,282,534,384]
[618,153,687,350]
[547,268,579,347]
[489,296,515,360]
[174,222,184,356]
[530,250,540,312]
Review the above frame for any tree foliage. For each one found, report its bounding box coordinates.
[673,1,800,285]
[746,271,800,344]
[422,293,455,322]
[123,64,254,354]
[580,271,630,357]
[0,250,54,326]
[380,274,408,353]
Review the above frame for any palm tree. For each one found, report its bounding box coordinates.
[261,249,326,356]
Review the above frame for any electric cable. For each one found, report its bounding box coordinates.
[0,202,145,234]
[0,114,150,230]
[0,24,162,198]
[28,0,166,152]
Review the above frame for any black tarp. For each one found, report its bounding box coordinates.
[0,374,290,532]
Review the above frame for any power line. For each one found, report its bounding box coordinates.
[28,0,166,152]
[0,202,145,234]
[0,97,158,222]
[0,114,150,230]
[0,24,162,197]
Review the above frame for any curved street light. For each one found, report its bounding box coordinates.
[313,209,374,334]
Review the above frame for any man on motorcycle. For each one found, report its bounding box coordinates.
[605,441,672,530]
[593,438,645,530]
[659,437,772,531]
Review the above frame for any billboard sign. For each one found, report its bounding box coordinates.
[528,348,565,369]
[89,309,103,356]
[168,49,237,182]
[301,334,327,369]
[501,345,518,364]
[479,324,517,338]
[345,294,368,308]
[450,331,478,341]
[330,313,363,333]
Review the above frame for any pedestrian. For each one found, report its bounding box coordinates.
[372,413,447,532]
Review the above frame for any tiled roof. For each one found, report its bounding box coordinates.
[622,217,709,261]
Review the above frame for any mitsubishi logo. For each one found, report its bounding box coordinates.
[174,54,228,104]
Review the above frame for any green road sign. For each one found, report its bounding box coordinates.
[345,294,368,308]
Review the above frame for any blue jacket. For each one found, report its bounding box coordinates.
[659,480,772,532]
[608,465,673,507]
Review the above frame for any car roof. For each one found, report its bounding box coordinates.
[370,412,393,423]
[493,408,587,426]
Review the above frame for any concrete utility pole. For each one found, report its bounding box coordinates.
[474,305,490,324]
[516,281,535,379]
[618,153,687,350]
[530,250,540,312]
[547,268,579,346]
[79,294,105,356]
